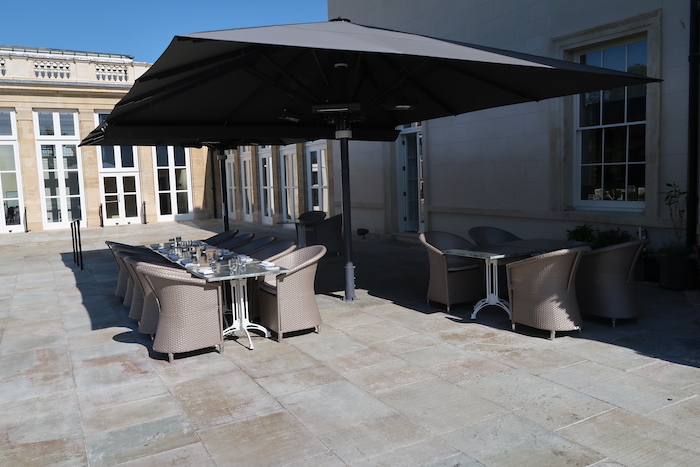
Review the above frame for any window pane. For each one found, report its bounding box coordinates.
[120,146,134,167]
[159,193,172,215]
[101,146,115,168]
[581,50,601,68]
[105,195,119,218]
[629,125,646,162]
[603,165,626,200]
[602,87,625,125]
[176,192,189,214]
[68,197,81,221]
[174,146,186,166]
[175,168,188,190]
[579,92,600,127]
[38,113,54,136]
[5,201,20,225]
[124,194,138,217]
[44,171,60,196]
[628,40,648,75]
[46,198,61,222]
[0,112,12,136]
[627,84,647,122]
[42,145,56,169]
[604,127,627,163]
[628,164,645,200]
[581,129,602,164]
[65,172,80,196]
[158,169,170,191]
[602,45,626,72]
[59,113,75,136]
[581,165,601,200]
[0,145,16,171]
[310,150,318,165]
[123,176,136,193]
[2,172,18,196]
[156,146,169,166]
[104,176,117,194]
[63,145,78,169]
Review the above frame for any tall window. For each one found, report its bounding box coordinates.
[239,146,254,222]
[0,109,23,233]
[577,39,647,209]
[280,145,299,222]
[306,141,329,212]
[96,113,140,225]
[224,149,237,217]
[154,146,193,220]
[34,110,84,228]
[258,146,275,224]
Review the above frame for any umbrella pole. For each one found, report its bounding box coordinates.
[338,129,356,301]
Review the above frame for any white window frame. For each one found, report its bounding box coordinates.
[0,109,25,233]
[224,149,237,218]
[95,112,141,225]
[573,37,648,213]
[306,140,329,213]
[280,144,299,224]
[33,110,85,230]
[258,145,275,224]
[239,146,254,222]
[152,146,194,221]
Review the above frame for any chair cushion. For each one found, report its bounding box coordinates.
[446,256,480,272]
[259,281,277,295]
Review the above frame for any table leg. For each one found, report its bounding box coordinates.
[471,258,511,320]
[222,278,271,349]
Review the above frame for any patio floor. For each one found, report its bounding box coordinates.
[1,219,699,466]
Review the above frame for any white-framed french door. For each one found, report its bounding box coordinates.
[398,123,424,233]
[258,146,274,225]
[34,110,85,230]
[239,147,254,222]
[224,149,237,219]
[305,140,329,213]
[0,109,25,233]
[96,113,141,226]
[280,144,299,223]
[153,146,193,221]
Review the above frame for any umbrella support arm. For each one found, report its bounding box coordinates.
[338,129,356,301]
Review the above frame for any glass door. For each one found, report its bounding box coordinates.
[280,144,299,224]
[240,148,254,222]
[225,149,237,219]
[306,141,329,212]
[154,146,193,221]
[0,110,24,233]
[258,146,274,225]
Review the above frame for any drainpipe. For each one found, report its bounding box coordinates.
[687,0,700,246]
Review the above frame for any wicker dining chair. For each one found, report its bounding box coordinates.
[217,232,255,251]
[258,245,327,341]
[251,240,296,262]
[107,241,159,304]
[419,231,483,311]
[203,229,239,246]
[122,254,177,323]
[468,226,522,246]
[137,261,223,362]
[506,246,591,339]
[234,236,276,255]
[575,239,650,327]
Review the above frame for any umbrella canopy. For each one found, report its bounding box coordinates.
[82,19,659,300]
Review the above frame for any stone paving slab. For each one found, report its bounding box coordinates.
[1,219,700,466]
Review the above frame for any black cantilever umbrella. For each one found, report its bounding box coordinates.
[82,18,659,301]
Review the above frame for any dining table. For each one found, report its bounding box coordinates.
[150,241,287,350]
[445,238,590,320]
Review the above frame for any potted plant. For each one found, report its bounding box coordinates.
[566,223,598,244]
[658,182,695,289]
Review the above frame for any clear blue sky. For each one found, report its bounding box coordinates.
[3,0,329,63]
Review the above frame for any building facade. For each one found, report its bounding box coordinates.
[327,0,695,248]
[0,45,215,233]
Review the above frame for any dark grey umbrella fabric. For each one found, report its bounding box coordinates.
[82,19,659,301]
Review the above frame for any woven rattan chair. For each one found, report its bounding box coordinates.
[576,239,650,327]
[313,214,343,255]
[137,261,223,362]
[296,210,326,246]
[419,232,483,311]
[506,246,591,339]
[203,229,239,246]
[107,242,159,304]
[217,232,255,251]
[468,226,522,246]
[234,236,276,255]
[251,240,296,262]
[258,245,327,341]
[122,254,176,323]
